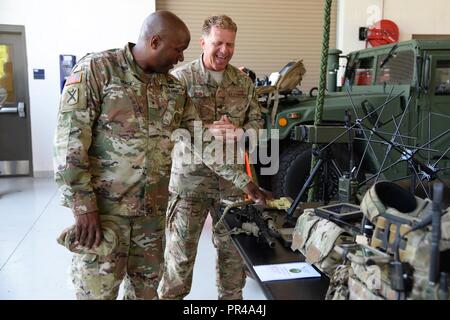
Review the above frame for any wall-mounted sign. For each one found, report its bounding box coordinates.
[33,69,45,80]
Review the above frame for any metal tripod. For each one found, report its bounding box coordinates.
[286,147,342,218]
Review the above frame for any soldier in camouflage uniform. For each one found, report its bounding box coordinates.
[54,11,265,300]
[158,15,264,300]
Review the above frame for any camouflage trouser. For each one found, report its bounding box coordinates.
[158,195,246,300]
[71,213,165,300]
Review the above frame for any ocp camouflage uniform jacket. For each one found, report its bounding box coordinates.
[54,43,250,217]
[169,56,263,199]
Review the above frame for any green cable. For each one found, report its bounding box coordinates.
[308,0,333,202]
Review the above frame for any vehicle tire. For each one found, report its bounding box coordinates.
[271,142,351,201]
[271,143,312,200]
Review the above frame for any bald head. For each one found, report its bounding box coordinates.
[139,10,190,43]
[133,11,191,74]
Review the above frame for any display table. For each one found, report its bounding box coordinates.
[219,211,330,300]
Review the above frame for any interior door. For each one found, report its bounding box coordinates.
[0,25,32,176]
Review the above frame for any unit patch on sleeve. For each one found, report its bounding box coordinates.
[66,87,79,105]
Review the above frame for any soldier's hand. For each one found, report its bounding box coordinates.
[242,181,272,207]
[208,115,243,142]
[75,210,103,249]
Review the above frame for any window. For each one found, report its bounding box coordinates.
[351,57,374,86]
[376,50,414,85]
[434,60,450,95]
[0,45,15,103]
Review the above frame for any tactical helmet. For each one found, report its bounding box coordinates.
[360,181,421,223]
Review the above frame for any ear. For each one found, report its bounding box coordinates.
[150,35,161,49]
[199,37,206,50]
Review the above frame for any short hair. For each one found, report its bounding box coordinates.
[201,15,237,37]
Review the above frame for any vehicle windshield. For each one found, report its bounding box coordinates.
[379,44,398,68]
[376,50,415,85]
[350,57,374,86]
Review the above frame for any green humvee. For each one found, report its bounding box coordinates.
[255,40,450,201]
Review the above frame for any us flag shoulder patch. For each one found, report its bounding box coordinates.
[65,73,82,86]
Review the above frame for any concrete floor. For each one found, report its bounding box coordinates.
[0,176,266,300]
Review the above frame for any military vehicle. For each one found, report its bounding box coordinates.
[254,39,450,202]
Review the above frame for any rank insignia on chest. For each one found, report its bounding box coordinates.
[162,100,178,125]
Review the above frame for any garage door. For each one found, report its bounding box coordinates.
[156,0,337,91]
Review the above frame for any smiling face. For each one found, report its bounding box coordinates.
[200,26,236,71]
[152,29,190,74]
